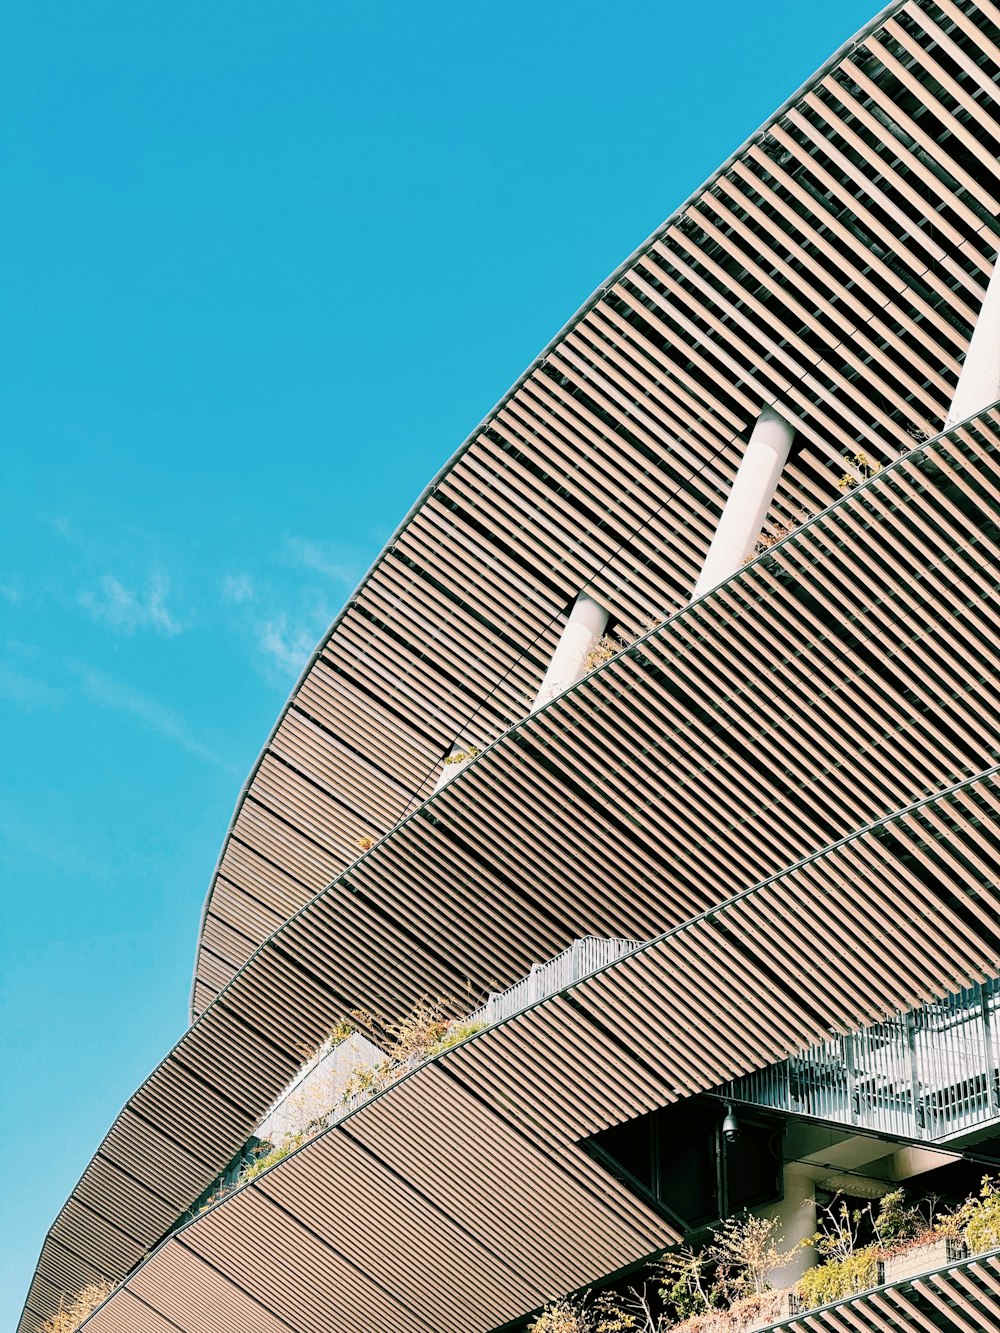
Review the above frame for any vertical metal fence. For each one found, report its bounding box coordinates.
[470,936,640,1028]
[266,935,641,1133]
[721,978,1000,1142]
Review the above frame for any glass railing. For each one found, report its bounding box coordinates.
[333,934,642,1121]
[257,1030,386,1144]
[471,935,640,1026]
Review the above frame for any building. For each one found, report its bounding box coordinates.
[19,1,1000,1329]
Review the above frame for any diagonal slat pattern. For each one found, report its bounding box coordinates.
[191,0,1000,1019]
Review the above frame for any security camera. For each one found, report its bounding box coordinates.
[722,1106,741,1144]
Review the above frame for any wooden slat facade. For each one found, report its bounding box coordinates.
[190,0,1000,1018]
[19,1,1000,1329]
[20,761,1000,1333]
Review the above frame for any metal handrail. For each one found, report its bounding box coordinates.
[720,975,1000,1143]
[262,935,643,1137]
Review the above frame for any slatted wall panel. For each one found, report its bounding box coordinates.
[192,0,1000,1016]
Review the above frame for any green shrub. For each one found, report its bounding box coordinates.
[873,1188,923,1245]
[949,1175,1000,1253]
[428,1020,485,1055]
[582,636,617,673]
[237,1134,302,1184]
[795,1247,880,1310]
[443,746,480,766]
[528,1300,591,1333]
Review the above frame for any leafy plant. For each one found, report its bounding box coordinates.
[443,745,480,766]
[584,617,670,674]
[529,1300,592,1333]
[527,1182,1000,1333]
[941,1175,1000,1253]
[325,1018,356,1048]
[237,1134,303,1184]
[837,450,882,490]
[657,1246,716,1321]
[813,1194,865,1263]
[198,1185,234,1213]
[872,1189,923,1247]
[794,1248,880,1310]
[340,997,484,1104]
[583,635,617,673]
[590,1290,642,1332]
[341,1061,391,1102]
[427,1019,485,1055]
[792,1188,926,1311]
[295,1019,356,1064]
[708,1212,785,1300]
[529,1289,668,1333]
[41,1281,115,1333]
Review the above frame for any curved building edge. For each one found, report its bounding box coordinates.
[32,760,1000,1333]
[21,0,1000,1326]
[18,749,1000,1333]
[187,0,914,1020]
[19,395,1000,1329]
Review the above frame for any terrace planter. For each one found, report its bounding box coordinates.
[671,1288,799,1332]
[882,1235,968,1284]
[744,1288,798,1331]
[434,747,481,791]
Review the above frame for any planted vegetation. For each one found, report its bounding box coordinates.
[188,999,486,1217]
[528,1180,1000,1333]
[40,1282,114,1333]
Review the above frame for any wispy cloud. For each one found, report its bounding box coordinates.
[284,537,360,586]
[43,513,73,540]
[0,806,101,876]
[78,572,182,636]
[68,662,226,767]
[255,615,318,678]
[0,662,65,710]
[221,572,255,604]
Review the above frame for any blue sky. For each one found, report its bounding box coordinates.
[1,0,879,1322]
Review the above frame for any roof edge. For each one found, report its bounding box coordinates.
[188,0,911,1021]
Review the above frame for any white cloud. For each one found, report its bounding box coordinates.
[79,571,181,636]
[284,537,360,587]
[68,662,226,766]
[256,615,318,677]
[221,572,255,604]
[0,662,65,710]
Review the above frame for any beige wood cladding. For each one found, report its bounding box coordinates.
[191,0,1000,1019]
[19,1,1000,1330]
[72,1221,1000,1333]
[779,1252,1000,1331]
[19,760,1000,1333]
[194,410,1000,1037]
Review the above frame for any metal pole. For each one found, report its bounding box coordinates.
[905,1010,925,1138]
[980,983,1000,1117]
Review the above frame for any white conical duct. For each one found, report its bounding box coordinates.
[947,254,1000,428]
[531,590,609,712]
[692,405,796,599]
